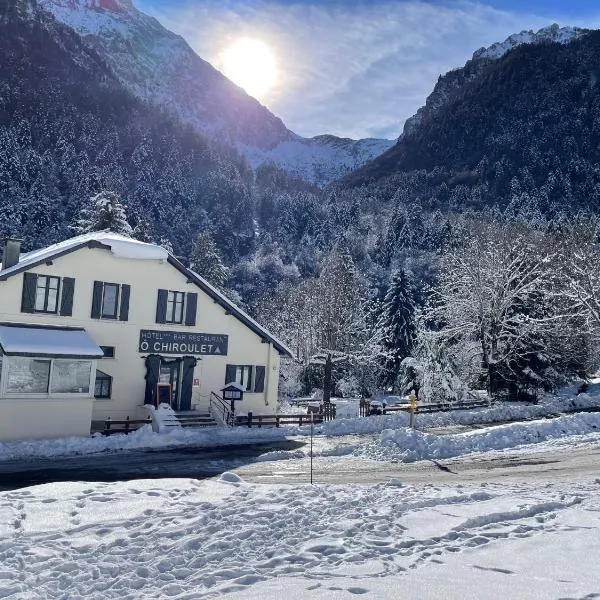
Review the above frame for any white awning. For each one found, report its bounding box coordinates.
[0,324,103,359]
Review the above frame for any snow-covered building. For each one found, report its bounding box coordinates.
[0,233,291,442]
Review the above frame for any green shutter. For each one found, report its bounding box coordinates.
[119,284,131,321]
[91,281,103,319]
[156,289,168,323]
[254,366,266,393]
[225,364,236,385]
[185,292,197,326]
[60,277,75,316]
[21,272,37,313]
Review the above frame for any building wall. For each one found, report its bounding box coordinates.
[0,396,94,441]
[0,245,281,427]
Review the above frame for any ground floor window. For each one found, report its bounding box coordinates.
[94,370,112,399]
[6,357,51,394]
[1,356,94,396]
[225,364,266,393]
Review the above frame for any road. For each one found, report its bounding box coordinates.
[1,432,599,490]
[234,437,600,485]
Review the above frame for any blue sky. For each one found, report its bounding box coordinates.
[139,0,600,139]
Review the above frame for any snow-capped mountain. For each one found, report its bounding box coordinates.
[473,24,587,61]
[403,24,589,137]
[38,0,392,185]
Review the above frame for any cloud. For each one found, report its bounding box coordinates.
[139,0,599,139]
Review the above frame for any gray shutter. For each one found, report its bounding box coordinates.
[156,289,168,323]
[225,364,236,385]
[21,272,37,313]
[60,277,75,316]
[184,292,197,326]
[91,281,103,319]
[119,284,130,321]
[254,366,266,393]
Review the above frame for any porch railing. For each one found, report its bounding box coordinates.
[209,391,233,426]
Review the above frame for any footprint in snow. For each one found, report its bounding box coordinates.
[347,587,369,595]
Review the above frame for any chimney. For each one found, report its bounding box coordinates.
[2,238,22,270]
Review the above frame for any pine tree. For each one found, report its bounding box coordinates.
[377,269,416,392]
[132,217,153,243]
[188,230,229,288]
[159,237,174,254]
[71,191,132,236]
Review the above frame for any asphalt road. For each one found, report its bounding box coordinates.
[0,440,305,491]
[234,438,600,485]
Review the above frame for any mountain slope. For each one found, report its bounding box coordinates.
[39,0,392,185]
[345,25,600,216]
[0,0,254,257]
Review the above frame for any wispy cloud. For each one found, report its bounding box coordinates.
[139,0,600,139]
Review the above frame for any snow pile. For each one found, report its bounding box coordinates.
[361,412,600,463]
[0,424,286,463]
[148,402,181,432]
[290,389,600,438]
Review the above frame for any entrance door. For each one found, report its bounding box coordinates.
[159,359,181,409]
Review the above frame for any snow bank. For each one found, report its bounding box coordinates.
[362,412,600,463]
[289,390,600,438]
[0,425,286,463]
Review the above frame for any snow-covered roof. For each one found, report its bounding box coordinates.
[0,231,167,277]
[0,231,293,357]
[0,323,103,358]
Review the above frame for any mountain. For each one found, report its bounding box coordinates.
[38,0,393,185]
[0,0,255,257]
[345,24,600,218]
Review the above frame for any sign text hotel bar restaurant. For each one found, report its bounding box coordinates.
[138,330,229,356]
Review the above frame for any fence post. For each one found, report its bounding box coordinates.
[299,415,303,427]
[276,416,280,428]
[258,416,262,428]
[125,416,130,432]
[248,411,253,428]
[105,416,111,432]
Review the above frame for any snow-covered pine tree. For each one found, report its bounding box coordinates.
[132,217,153,243]
[377,268,416,392]
[159,237,174,254]
[189,230,229,288]
[71,191,132,236]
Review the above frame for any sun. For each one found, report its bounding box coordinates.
[220,38,277,100]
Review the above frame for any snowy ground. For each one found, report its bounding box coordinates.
[1,473,599,599]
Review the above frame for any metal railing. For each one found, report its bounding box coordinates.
[209,391,233,426]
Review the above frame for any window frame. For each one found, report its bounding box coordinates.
[34,275,61,314]
[94,369,112,400]
[165,291,185,324]
[100,282,120,320]
[0,355,96,398]
[100,346,116,359]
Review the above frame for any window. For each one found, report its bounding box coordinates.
[34,276,60,313]
[4,357,93,396]
[94,370,112,399]
[6,357,51,394]
[225,364,266,393]
[51,360,91,394]
[91,282,130,321]
[101,283,119,319]
[100,346,115,358]
[166,291,185,324]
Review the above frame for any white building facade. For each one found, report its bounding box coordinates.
[0,233,291,442]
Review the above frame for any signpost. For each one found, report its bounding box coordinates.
[408,392,417,428]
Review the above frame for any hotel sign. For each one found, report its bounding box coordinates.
[138,330,228,356]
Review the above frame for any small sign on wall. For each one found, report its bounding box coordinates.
[193,378,200,387]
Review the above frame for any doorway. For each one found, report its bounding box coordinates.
[159,359,181,409]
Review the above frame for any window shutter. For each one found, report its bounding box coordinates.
[60,277,75,316]
[119,284,131,321]
[156,289,168,323]
[91,281,103,319]
[185,292,197,326]
[225,364,236,385]
[254,366,266,393]
[21,272,37,313]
